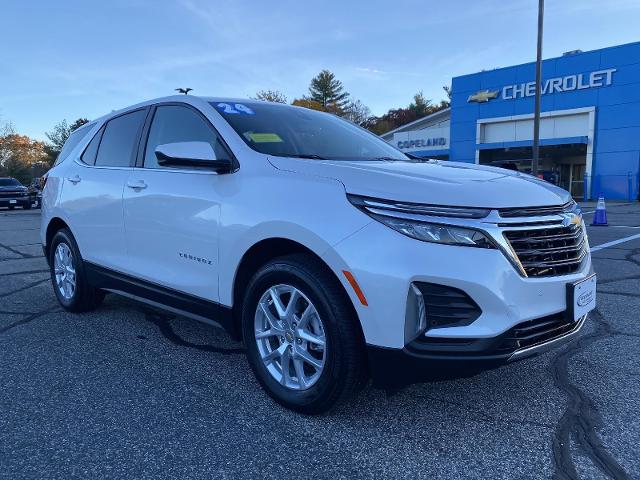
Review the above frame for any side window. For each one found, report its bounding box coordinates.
[144,105,228,168]
[54,124,94,166]
[81,127,103,165]
[95,109,146,167]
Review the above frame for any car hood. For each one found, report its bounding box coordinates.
[268,158,571,208]
[0,185,26,192]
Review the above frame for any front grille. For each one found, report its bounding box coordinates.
[504,224,586,277]
[0,191,24,198]
[498,201,575,218]
[495,311,579,353]
[414,282,481,328]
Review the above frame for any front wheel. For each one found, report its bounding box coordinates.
[49,228,105,312]
[242,254,368,414]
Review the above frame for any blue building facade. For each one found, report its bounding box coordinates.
[449,41,640,200]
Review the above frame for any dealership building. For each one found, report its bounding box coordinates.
[382,41,640,200]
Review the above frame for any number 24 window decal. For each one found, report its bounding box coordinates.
[216,103,255,115]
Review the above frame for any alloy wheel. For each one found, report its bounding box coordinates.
[54,243,76,300]
[254,284,327,390]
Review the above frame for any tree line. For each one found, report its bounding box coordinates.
[254,69,451,135]
[1,69,449,184]
[0,117,88,184]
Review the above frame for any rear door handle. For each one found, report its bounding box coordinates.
[126,180,147,190]
[67,175,81,184]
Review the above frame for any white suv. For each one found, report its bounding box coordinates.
[41,96,596,413]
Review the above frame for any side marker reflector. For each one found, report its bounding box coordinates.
[342,270,368,306]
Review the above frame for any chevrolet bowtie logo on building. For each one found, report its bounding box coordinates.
[467,90,499,103]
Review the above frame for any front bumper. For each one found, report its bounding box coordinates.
[0,197,31,207]
[368,313,587,387]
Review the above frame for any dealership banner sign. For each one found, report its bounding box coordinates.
[468,68,617,103]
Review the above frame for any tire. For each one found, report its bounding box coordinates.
[242,254,368,414]
[49,228,105,312]
[8,205,14,210]
[23,203,31,210]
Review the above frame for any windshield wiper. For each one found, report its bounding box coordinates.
[370,156,425,162]
[277,153,329,160]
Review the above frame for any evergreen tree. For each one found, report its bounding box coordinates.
[308,70,350,111]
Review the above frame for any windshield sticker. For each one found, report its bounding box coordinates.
[216,102,255,115]
[245,132,284,143]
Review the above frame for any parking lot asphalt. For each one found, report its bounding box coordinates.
[1,205,639,480]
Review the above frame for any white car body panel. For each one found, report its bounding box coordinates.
[40,95,592,354]
[268,157,572,208]
[122,167,223,301]
[57,162,132,271]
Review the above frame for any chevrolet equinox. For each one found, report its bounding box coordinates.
[41,96,596,413]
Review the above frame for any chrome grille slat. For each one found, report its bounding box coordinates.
[507,229,582,243]
[498,201,576,218]
[520,251,586,268]
[504,224,587,277]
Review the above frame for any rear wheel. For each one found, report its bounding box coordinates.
[242,254,368,414]
[49,228,104,312]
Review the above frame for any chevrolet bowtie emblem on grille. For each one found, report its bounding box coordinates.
[561,213,582,227]
[467,90,499,103]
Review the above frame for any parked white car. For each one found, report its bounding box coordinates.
[41,96,596,413]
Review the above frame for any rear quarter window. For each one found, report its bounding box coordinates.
[54,124,95,166]
[81,127,104,165]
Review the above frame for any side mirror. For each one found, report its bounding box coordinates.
[155,141,233,171]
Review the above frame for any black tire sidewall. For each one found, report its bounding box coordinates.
[242,260,351,412]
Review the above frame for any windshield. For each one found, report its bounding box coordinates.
[0,178,21,187]
[210,101,408,161]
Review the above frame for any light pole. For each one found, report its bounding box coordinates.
[532,0,544,177]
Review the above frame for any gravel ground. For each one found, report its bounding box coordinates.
[1,205,639,479]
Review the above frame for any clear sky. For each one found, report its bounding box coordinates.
[1,0,639,140]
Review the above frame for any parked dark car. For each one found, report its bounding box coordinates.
[0,177,32,210]
[489,161,520,172]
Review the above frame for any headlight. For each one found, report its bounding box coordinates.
[371,214,495,248]
[346,194,496,248]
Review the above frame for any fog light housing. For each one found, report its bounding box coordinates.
[405,283,427,343]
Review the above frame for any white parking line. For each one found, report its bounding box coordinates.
[591,233,640,252]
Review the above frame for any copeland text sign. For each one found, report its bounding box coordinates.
[397,137,447,150]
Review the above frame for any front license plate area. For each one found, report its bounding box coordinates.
[567,274,596,322]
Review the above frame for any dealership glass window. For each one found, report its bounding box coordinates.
[144,105,227,168]
[94,109,146,167]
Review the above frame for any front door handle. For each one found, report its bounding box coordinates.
[67,175,81,184]
[126,180,147,190]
